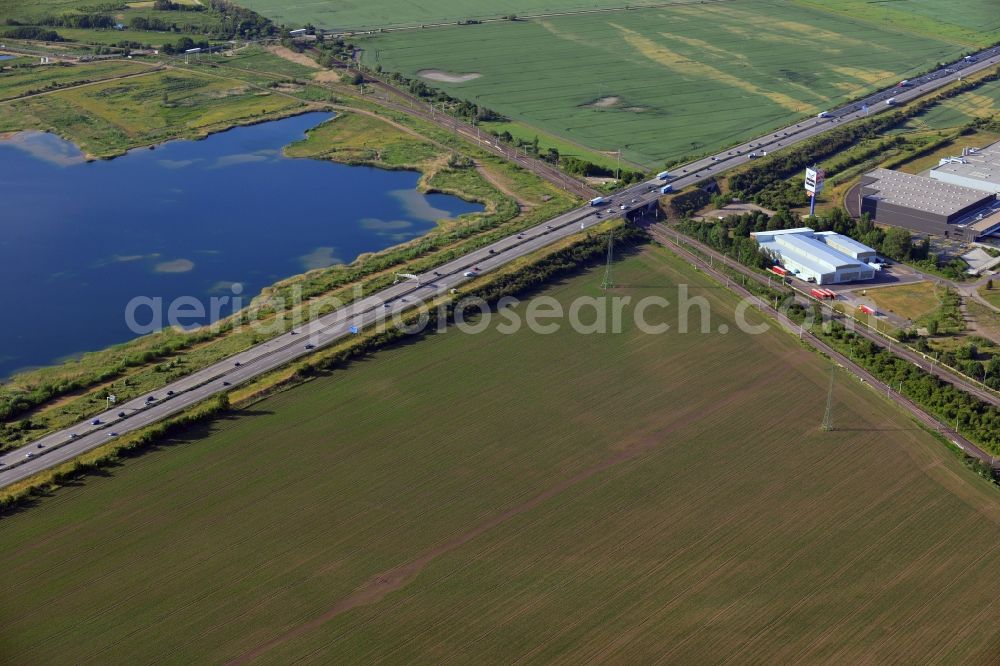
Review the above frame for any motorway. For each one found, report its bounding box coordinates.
[3,45,1000,488]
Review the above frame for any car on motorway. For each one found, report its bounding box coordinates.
[91,419,101,426]
[26,452,35,459]
[118,411,126,418]
[109,432,118,438]
[70,433,79,439]
[234,361,241,367]
[167,390,174,396]
[37,443,44,449]
[463,270,479,277]
[489,248,496,254]
[222,381,231,386]
[433,271,442,276]
[305,343,315,350]
[146,395,155,402]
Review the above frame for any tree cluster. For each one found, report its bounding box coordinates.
[2,26,64,41]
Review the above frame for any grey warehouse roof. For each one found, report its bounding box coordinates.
[862,168,991,216]
[814,231,875,257]
[753,228,870,274]
[930,140,1000,189]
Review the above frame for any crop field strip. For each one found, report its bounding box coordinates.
[240,0,727,31]
[902,77,1000,132]
[357,1,966,167]
[2,247,999,662]
[238,0,1000,44]
[796,0,1000,48]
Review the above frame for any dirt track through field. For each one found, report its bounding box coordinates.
[266,45,321,69]
[229,388,753,664]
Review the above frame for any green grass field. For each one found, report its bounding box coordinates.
[480,118,627,170]
[238,0,1000,43]
[901,77,1000,131]
[0,59,150,101]
[285,110,442,166]
[980,284,1000,309]
[797,0,1000,48]
[356,2,969,167]
[0,66,307,155]
[866,282,942,322]
[2,246,999,663]
[239,0,683,30]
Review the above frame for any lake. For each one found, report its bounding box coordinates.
[0,111,483,377]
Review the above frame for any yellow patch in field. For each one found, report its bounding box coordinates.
[666,33,749,65]
[768,18,886,50]
[675,2,885,51]
[665,32,829,103]
[715,23,842,56]
[829,65,896,86]
[947,92,998,117]
[613,24,814,114]
[536,19,594,49]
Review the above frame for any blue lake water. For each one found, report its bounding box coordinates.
[0,111,483,377]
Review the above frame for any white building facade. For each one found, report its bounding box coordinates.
[751,228,877,285]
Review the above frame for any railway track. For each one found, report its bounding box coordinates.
[645,222,998,468]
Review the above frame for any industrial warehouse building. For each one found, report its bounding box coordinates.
[858,167,1000,241]
[751,228,877,285]
[929,141,1000,194]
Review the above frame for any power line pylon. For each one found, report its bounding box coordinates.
[821,367,835,431]
[601,228,614,290]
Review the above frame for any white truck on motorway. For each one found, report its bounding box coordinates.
[659,184,673,194]
[817,111,831,118]
[886,97,896,106]
[589,196,608,207]
[656,170,671,180]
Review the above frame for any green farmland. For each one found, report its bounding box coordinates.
[900,76,1000,131]
[798,0,1000,48]
[357,1,971,167]
[3,246,1000,663]
[239,0,683,30]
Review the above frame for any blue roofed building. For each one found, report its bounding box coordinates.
[751,228,877,285]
